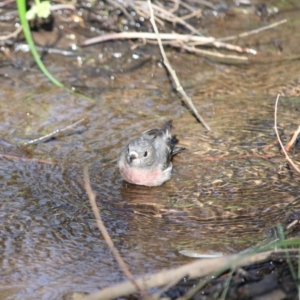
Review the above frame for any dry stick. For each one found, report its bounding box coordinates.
[81,15,284,58]
[218,19,287,42]
[82,251,275,300]
[165,0,180,14]
[81,31,254,55]
[182,43,249,58]
[0,26,23,41]
[147,39,249,59]
[209,40,256,54]
[82,32,214,46]
[274,94,300,173]
[51,4,76,11]
[23,118,87,146]
[106,0,134,22]
[135,7,165,26]
[149,3,203,35]
[147,0,211,131]
[152,275,184,300]
[83,168,145,297]
[286,125,300,152]
[143,40,249,62]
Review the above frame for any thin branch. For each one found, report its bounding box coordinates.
[274,94,300,173]
[106,0,134,22]
[147,0,211,130]
[139,1,203,36]
[81,31,215,46]
[0,26,23,41]
[80,16,286,62]
[181,44,248,60]
[285,125,300,152]
[166,0,180,14]
[83,168,145,296]
[82,251,275,300]
[51,4,76,11]
[23,118,87,146]
[207,40,256,54]
[82,31,250,61]
[218,19,287,42]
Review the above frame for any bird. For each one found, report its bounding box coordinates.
[118,120,183,187]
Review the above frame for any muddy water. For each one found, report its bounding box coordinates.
[1,1,300,299]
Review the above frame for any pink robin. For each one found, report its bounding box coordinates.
[118,120,183,187]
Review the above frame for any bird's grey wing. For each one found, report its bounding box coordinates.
[170,135,185,156]
[142,120,173,142]
[142,128,159,139]
[172,146,185,156]
[153,135,171,170]
[149,120,174,170]
[158,120,172,144]
[161,121,185,156]
[143,120,174,170]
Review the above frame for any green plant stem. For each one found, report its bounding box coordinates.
[16,0,63,87]
[221,268,234,300]
[277,224,297,280]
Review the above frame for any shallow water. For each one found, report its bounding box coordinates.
[1,1,300,299]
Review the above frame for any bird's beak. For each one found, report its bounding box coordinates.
[129,152,138,163]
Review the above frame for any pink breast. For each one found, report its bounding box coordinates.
[119,160,163,187]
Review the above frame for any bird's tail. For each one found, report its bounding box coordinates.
[159,120,173,142]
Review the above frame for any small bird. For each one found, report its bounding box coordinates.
[118,120,183,187]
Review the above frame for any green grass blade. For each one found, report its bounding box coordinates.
[16,0,63,87]
[277,224,297,280]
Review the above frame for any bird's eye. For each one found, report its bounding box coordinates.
[143,151,148,157]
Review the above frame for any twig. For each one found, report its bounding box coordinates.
[206,40,256,54]
[83,168,144,297]
[81,31,215,46]
[152,275,184,299]
[106,0,134,22]
[0,26,23,41]
[80,15,285,60]
[135,8,165,26]
[82,31,254,60]
[83,251,275,300]
[286,125,300,152]
[181,44,248,60]
[274,94,300,173]
[218,19,287,42]
[168,0,180,14]
[148,2,203,35]
[147,0,211,130]
[23,118,87,146]
[51,4,76,11]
